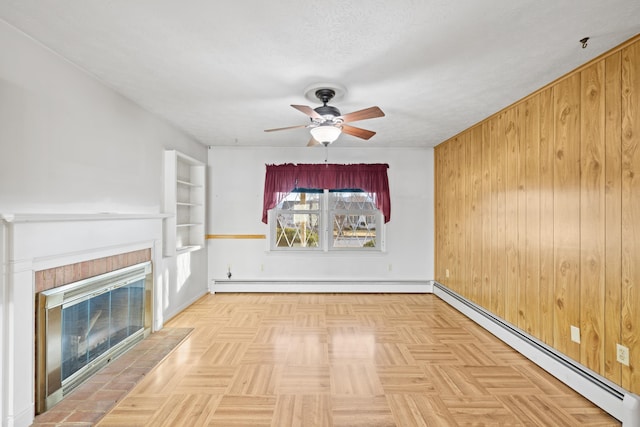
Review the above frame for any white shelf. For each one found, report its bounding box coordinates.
[176,245,203,255]
[177,179,202,187]
[163,150,206,257]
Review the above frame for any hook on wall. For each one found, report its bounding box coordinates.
[580,37,590,49]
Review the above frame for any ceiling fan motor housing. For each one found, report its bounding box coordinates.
[314,104,341,118]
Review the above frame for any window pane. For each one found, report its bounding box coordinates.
[330,192,378,249]
[278,191,321,209]
[275,212,320,247]
[275,191,321,248]
[330,191,376,210]
[332,213,377,248]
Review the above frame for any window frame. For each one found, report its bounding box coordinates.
[269,189,384,252]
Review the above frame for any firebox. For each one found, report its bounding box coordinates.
[35,261,153,413]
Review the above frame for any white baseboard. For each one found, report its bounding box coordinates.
[7,405,33,427]
[210,279,433,294]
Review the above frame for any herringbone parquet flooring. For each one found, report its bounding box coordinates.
[97,293,619,426]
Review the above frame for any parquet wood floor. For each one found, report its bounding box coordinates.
[97,293,619,426]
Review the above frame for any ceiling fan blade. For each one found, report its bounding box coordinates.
[264,124,308,132]
[307,137,321,147]
[341,124,376,140]
[291,104,324,120]
[340,106,385,123]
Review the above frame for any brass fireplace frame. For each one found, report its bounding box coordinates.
[35,261,153,414]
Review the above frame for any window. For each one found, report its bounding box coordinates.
[271,189,383,251]
[273,190,322,249]
[329,190,379,250]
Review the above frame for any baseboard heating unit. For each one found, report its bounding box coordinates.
[210,279,432,294]
[432,281,640,427]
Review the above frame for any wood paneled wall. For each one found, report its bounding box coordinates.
[434,34,640,394]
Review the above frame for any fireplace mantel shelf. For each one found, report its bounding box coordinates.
[1,213,170,223]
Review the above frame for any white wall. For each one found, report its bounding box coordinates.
[207,146,434,285]
[0,220,6,426]
[0,18,208,319]
[0,20,207,426]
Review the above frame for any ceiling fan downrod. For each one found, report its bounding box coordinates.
[315,88,335,105]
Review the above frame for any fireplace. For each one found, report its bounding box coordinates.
[35,261,153,413]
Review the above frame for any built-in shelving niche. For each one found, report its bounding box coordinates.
[163,150,205,256]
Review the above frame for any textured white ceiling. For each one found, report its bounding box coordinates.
[1,1,639,148]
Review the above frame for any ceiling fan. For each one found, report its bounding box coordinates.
[264,88,385,146]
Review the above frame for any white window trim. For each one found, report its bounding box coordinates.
[269,190,385,253]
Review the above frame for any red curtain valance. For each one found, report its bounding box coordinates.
[262,163,391,223]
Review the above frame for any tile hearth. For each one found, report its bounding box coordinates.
[32,328,192,427]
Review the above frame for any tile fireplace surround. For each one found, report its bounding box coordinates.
[34,249,151,293]
[1,213,166,427]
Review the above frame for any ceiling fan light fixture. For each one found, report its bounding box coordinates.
[310,124,341,144]
[264,84,384,146]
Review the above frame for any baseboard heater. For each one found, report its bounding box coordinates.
[432,281,640,427]
[210,279,432,294]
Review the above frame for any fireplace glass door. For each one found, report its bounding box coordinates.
[36,261,152,413]
[61,278,145,382]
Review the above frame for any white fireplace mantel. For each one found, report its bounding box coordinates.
[0,212,166,427]
[1,212,170,223]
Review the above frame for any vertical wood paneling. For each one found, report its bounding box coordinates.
[449,137,458,292]
[443,139,453,287]
[481,122,492,308]
[438,141,445,283]
[457,134,467,298]
[490,115,506,317]
[580,61,606,375]
[434,144,443,283]
[539,87,555,346]
[504,108,520,325]
[521,96,541,336]
[434,35,640,395]
[448,136,462,293]
[553,74,581,360]
[604,52,622,384]
[453,136,465,294]
[464,131,472,300]
[621,42,640,393]
[516,103,528,332]
[468,127,483,304]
